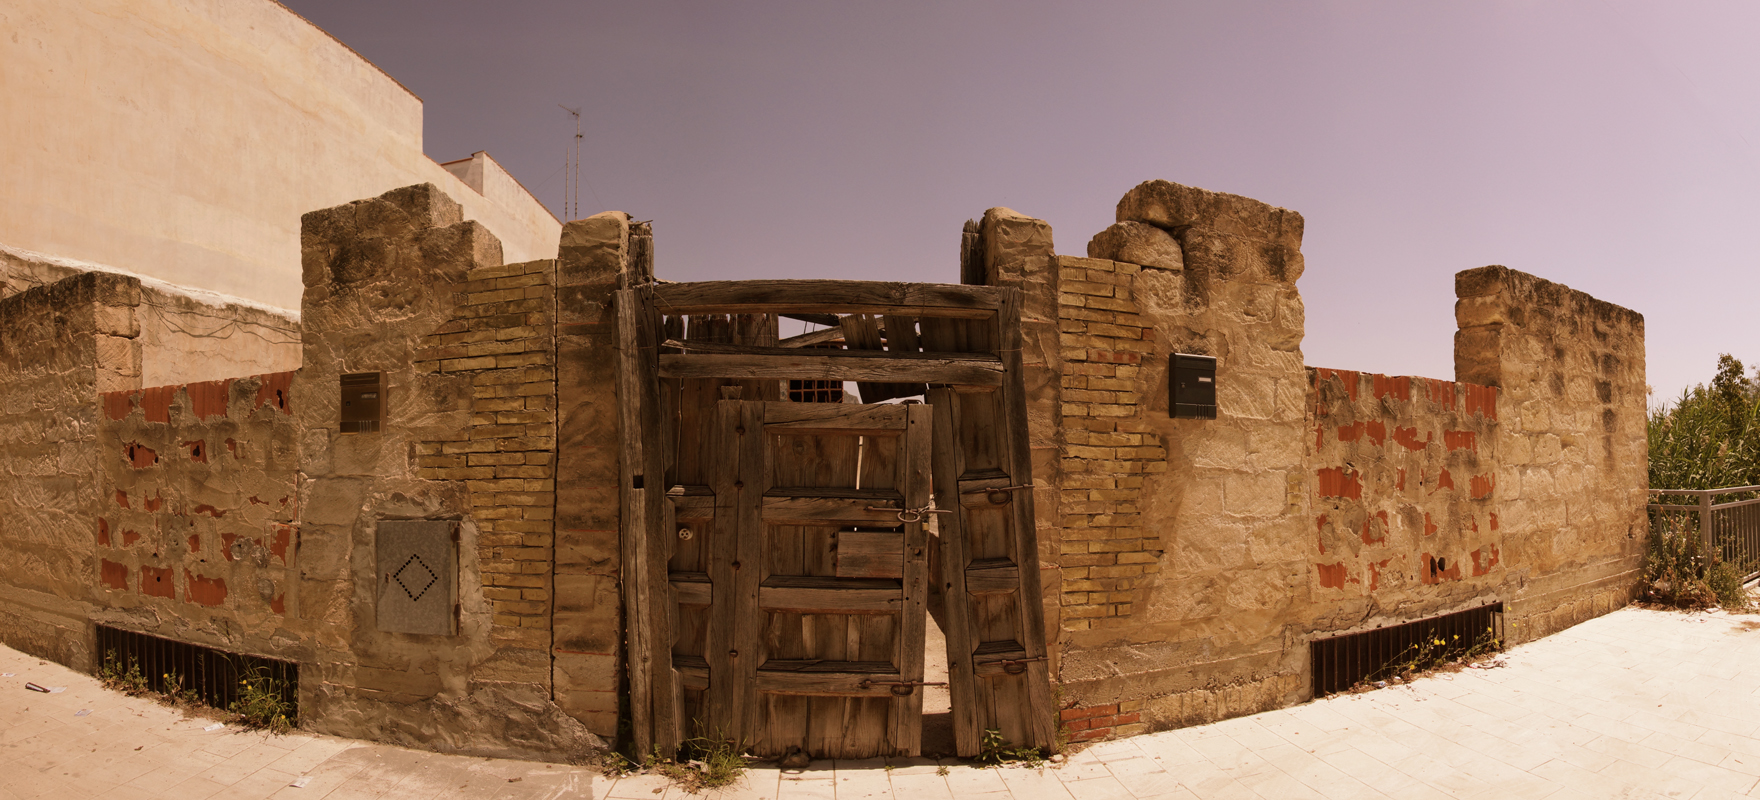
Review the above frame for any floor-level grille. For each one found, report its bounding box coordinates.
[1311,603,1504,697]
[93,625,298,719]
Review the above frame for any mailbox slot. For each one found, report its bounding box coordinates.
[341,372,385,433]
[1169,354,1217,419]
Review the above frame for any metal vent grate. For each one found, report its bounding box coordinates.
[1311,603,1503,697]
[94,625,298,719]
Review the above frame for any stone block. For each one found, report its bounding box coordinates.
[558,212,630,285]
[1087,222,1184,272]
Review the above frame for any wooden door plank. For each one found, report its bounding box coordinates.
[658,352,1004,386]
[994,288,1056,751]
[758,497,904,525]
[638,289,683,753]
[754,672,904,696]
[758,584,902,613]
[835,531,905,579]
[893,403,933,755]
[705,401,746,744]
[761,402,908,431]
[928,385,983,756]
[615,288,658,753]
[732,400,768,745]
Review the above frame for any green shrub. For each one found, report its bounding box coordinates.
[1642,518,1750,610]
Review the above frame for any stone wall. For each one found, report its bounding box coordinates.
[1034,181,1313,732]
[1455,267,1647,641]
[0,271,140,668]
[1,244,302,385]
[551,211,643,737]
[996,179,1647,739]
[293,183,590,760]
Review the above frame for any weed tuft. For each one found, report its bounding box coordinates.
[602,737,747,794]
[977,728,1046,767]
[229,667,295,734]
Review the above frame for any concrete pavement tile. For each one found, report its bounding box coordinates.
[1170,772,1263,800]
[1528,757,1649,799]
[1093,761,1180,798]
[1307,746,1426,797]
[1050,757,1115,782]
[887,771,952,800]
[772,776,833,800]
[220,767,301,799]
[163,773,231,800]
[939,764,1008,795]
[94,784,160,800]
[1649,730,1739,767]
[740,765,782,799]
[1680,711,1760,739]
[1055,774,1133,800]
[1078,740,1146,763]
[604,772,672,800]
[1724,752,1760,778]
[1582,732,1677,770]
[995,766,1076,800]
[1231,763,1325,800]
[1648,755,1760,796]
[200,741,300,785]
[121,760,207,794]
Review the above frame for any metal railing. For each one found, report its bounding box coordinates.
[1649,485,1760,582]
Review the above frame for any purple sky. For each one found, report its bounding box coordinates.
[281,0,1760,403]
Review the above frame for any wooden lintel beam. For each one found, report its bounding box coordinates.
[653,280,1002,318]
[658,352,1003,386]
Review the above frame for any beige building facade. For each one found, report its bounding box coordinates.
[1,0,560,312]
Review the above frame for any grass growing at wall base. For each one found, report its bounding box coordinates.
[600,735,748,794]
[1347,627,1505,693]
[94,651,295,733]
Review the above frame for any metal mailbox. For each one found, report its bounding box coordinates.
[340,372,385,433]
[1169,353,1217,419]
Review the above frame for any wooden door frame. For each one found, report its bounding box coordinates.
[613,281,1054,757]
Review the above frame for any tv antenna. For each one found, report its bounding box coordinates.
[560,105,582,220]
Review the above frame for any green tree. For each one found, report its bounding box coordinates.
[1649,354,1760,491]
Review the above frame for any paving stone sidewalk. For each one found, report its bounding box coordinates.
[8,606,1760,799]
[0,645,594,800]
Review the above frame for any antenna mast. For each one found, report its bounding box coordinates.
[559,105,582,220]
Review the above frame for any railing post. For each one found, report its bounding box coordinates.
[1701,492,1715,555]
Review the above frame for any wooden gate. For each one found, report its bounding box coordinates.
[699,401,932,757]
[615,281,1053,759]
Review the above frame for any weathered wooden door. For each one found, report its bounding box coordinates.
[698,400,933,758]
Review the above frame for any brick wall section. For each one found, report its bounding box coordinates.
[1307,369,1502,619]
[1037,181,1312,732]
[1052,256,1165,627]
[413,257,558,637]
[1454,266,1646,642]
[295,183,598,760]
[93,373,301,645]
[1059,701,1148,742]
